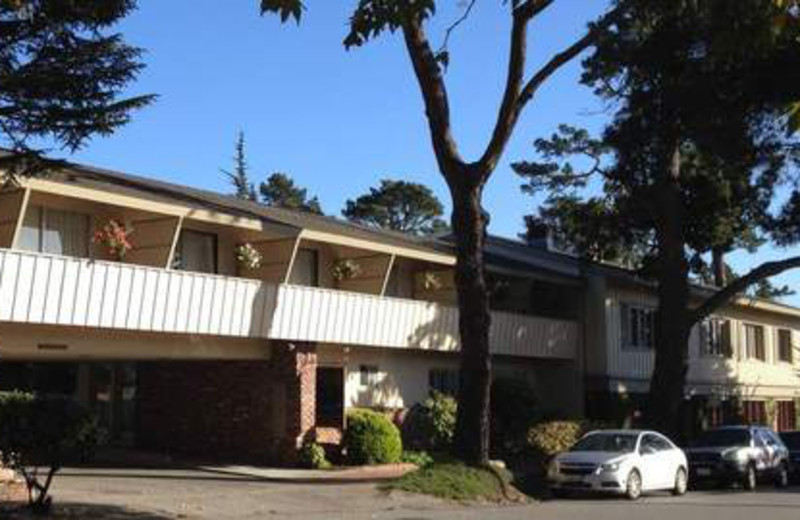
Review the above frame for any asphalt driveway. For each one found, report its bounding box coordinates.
[12,467,800,519]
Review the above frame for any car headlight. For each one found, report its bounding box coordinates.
[723,450,748,463]
[600,462,620,473]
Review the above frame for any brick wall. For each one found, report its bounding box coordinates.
[136,342,318,465]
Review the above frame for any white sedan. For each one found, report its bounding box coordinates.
[547,430,688,500]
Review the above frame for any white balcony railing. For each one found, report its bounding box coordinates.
[0,249,578,359]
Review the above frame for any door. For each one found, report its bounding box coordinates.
[638,434,675,490]
[316,366,344,428]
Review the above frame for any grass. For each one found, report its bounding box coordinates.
[382,462,512,502]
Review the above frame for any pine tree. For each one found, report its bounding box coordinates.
[222,132,257,201]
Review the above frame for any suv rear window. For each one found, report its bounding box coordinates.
[694,429,750,447]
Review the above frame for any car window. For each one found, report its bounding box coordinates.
[651,435,673,451]
[640,434,669,454]
[763,430,784,447]
[571,433,638,453]
[780,432,800,450]
[694,429,750,447]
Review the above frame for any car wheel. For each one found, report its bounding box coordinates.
[743,463,757,491]
[626,469,642,500]
[774,462,789,489]
[672,467,688,496]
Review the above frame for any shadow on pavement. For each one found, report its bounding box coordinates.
[0,502,173,519]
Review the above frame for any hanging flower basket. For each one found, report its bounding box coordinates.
[331,258,362,281]
[235,243,263,270]
[92,219,133,261]
[422,271,444,291]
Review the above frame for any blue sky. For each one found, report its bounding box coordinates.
[59,1,798,304]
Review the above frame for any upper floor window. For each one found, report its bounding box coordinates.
[620,303,655,350]
[429,368,459,397]
[743,323,766,361]
[702,318,733,358]
[289,248,318,287]
[777,329,793,364]
[172,230,217,274]
[18,205,89,258]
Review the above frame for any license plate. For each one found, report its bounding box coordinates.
[697,467,712,477]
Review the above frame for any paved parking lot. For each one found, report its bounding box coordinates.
[17,467,800,519]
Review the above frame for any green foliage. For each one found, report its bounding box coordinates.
[343,1,436,49]
[383,462,509,501]
[400,392,456,452]
[222,131,257,201]
[342,179,448,235]
[344,408,402,465]
[298,440,331,469]
[400,450,434,467]
[0,0,154,175]
[527,420,586,458]
[259,172,323,214]
[0,392,103,513]
[490,377,540,455]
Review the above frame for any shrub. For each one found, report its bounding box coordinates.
[401,392,457,452]
[400,450,434,467]
[298,440,331,469]
[527,420,585,458]
[343,409,402,465]
[490,377,539,455]
[0,392,102,514]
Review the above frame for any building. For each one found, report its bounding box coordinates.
[0,157,797,463]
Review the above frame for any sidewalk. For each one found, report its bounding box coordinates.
[197,462,416,483]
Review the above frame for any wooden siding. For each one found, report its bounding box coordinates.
[0,248,578,360]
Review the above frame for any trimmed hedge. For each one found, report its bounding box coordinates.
[344,409,402,465]
[527,420,586,457]
[401,392,456,452]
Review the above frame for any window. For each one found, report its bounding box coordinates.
[173,230,217,274]
[777,329,793,363]
[777,401,797,431]
[429,368,459,397]
[743,400,767,426]
[621,303,655,350]
[640,434,672,454]
[703,318,732,357]
[743,324,766,361]
[18,205,90,258]
[316,367,344,427]
[289,248,318,287]
[359,365,379,387]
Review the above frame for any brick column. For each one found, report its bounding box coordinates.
[272,341,317,464]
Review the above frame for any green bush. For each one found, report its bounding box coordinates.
[491,377,539,455]
[384,462,510,501]
[527,420,585,457]
[401,392,457,452]
[344,408,402,465]
[400,450,434,467]
[0,392,102,514]
[298,440,331,469]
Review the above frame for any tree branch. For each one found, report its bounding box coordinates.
[477,0,554,175]
[401,16,465,181]
[436,0,478,58]
[691,255,800,324]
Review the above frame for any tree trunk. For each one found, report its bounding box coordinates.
[449,178,492,465]
[711,247,726,287]
[646,138,692,438]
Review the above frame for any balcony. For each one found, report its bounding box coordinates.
[0,248,578,360]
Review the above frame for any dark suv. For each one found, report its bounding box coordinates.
[779,431,800,481]
[686,426,790,490]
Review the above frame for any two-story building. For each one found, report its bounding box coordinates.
[0,159,581,463]
[0,156,798,463]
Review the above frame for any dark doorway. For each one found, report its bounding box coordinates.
[316,367,344,428]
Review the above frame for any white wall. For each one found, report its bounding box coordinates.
[603,284,800,399]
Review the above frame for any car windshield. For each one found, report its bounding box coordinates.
[780,432,800,450]
[571,433,638,453]
[693,429,750,448]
